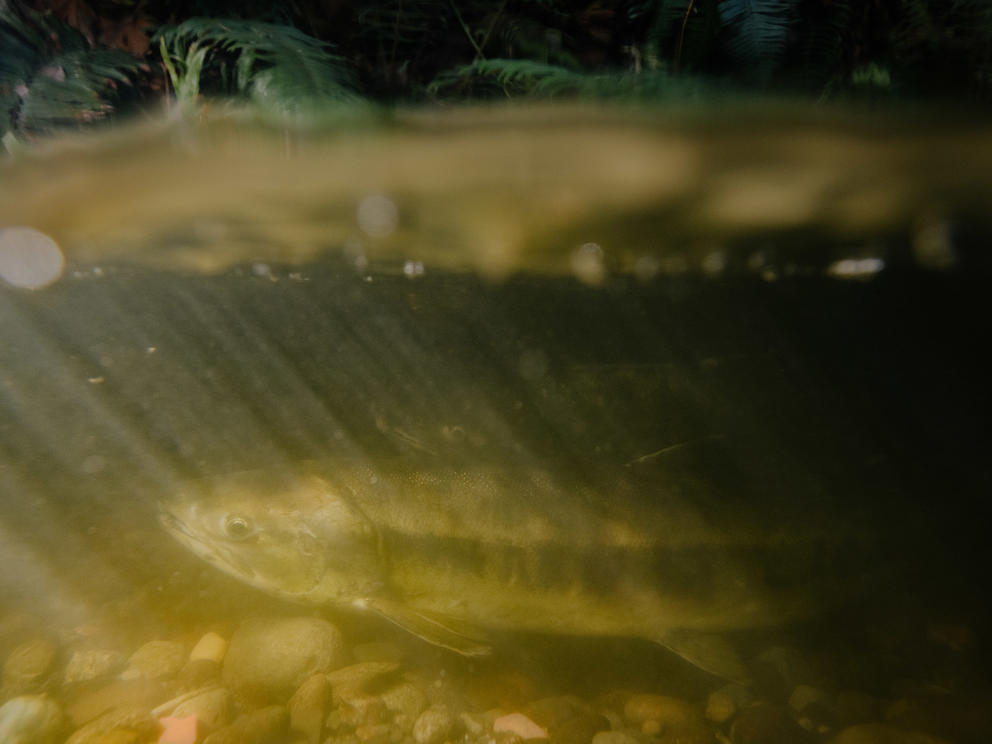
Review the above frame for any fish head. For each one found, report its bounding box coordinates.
[159,469,385,605]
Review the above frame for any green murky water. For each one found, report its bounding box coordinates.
[0,107,990,744]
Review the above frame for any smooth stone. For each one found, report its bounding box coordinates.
[0,694,63,744]
[65,678,167,728]
[827,723,951,744]
[555,712,612,744]
[622,694,706,741]
[222,617,348,703]
[414,704,455,744]
[158,714,199,744]
[523,696,587,729]
[171,687,233,732]
[353,641,404,664]
[592,732,642,744]
[753,646,817,699]
[835,691,877,727]
[460,712,486,736]
[2,638,58,692]
[355,721,394,743]
[189,633,228,665]
[380,679,429,721]
[730,702,813,744]
[335,689,390,728]
[64,707,158,744]
[177,658,221,689]
[288,673,329,744]
[327,661,401,692]
[493,712,549,740]
[64,648,127,685]
[706,684,752,724]
[884,693,992,744]
[202,705,288,744]
[789,685,833,714]
[122,640,187,681]
[523,696,606,744]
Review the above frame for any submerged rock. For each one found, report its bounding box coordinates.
[64,678,166,729]
[326,661,401,693]
[222,616,347,703]
[379,678,429,725]
[201,704,288,744]
[730,702,813,744]
[523,696,607,744]
[188,632,227,665]
[591,732,642,744]
[122,640,187,682]
[170,687,233,732]
[414,704,455,744]
[2,638,58,694]
[0,694,63,744]
[622,694,711,742]
[64,706,158,744]
[705,684,753,725]
[827,723,951,744]
[64,648,126,685]
[288,672,329,744]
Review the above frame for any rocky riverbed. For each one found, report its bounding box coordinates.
[2,561,990,744]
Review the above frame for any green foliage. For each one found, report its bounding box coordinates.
[156,17,359,112]
[0,6,142,140]
[887,0,992,97]
[427,58,702,100]
[717,0,795,80]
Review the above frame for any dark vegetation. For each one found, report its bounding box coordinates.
[2,0,992,140]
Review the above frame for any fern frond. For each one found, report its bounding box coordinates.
[427,58,702,100]
[718,0,795,76]
[157,18,358,109]
[1,8,141,138]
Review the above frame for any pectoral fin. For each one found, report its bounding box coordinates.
[656,629,751,685]
[360,598,493,656]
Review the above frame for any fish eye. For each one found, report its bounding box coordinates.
[222,514,254,541]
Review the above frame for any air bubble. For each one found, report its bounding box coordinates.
[0,227,64,289]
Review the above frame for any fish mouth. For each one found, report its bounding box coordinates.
[158,502,257,580]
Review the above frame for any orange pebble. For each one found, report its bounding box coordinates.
[159,713,199,744]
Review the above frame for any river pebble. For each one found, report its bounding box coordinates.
[64,648,126,685]
[353,641,405,664]
[222,616,348,703]
[122,640,187,682]
[754,646,817,699]
[705,684,752,724]
[522,696,606,744]
[0,694,63,744]
[288,672,329,743]
[494,711,549,740]
[835,690,878,727]
[170,686,233,732]
[2,637,58,693]
[201,704,288,744]
[622,693,709,742]
[730,701,813,744]
[64,706,158,744]
[327,661,401,692]
[414,704,455,744]
[189,632,227,665]
[827,723,951,744]
[380,678,429,722]
[65,678,166,729]
[591,731,643,744]
[884,692,992,744]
